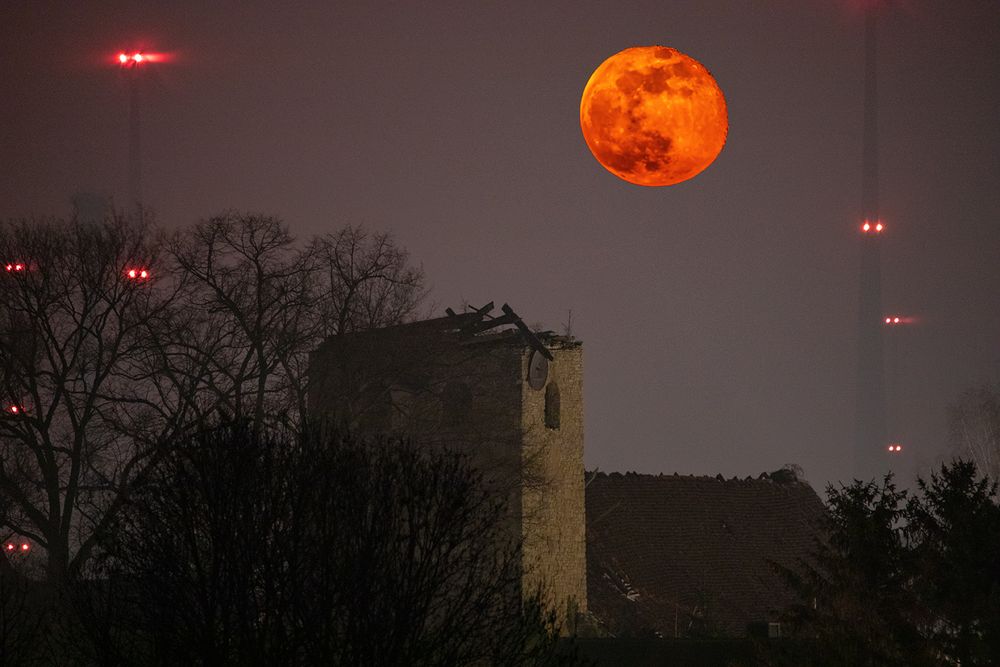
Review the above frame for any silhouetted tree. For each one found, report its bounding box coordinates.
[162,215,426,434]
[0,567,49,665]
[0,213,426,585]
[310,224,426,338]
[772,462,1000,666]
[94,423,577,666]
[907,460,1000,666]
[288,428,570,666]
[165,214,316,432]
[0,216,181,585]
[772,476,929,666]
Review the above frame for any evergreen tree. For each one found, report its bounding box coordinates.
[907,461,1000,666]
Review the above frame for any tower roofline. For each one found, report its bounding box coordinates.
[313,303,580,359]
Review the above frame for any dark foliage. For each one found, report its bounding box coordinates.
[770,475,927,666]
[0,571,49,665]
[769,461,1000,666]
[85,423,578,666]
[907,460,1000,665]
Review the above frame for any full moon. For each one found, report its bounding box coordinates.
[580,46,728,187]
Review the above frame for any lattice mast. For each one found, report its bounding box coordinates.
[855,6,888,479]
[118,52,146,216]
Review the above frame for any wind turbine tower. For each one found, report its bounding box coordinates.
[118,51,147,216]
[855,5,889,480]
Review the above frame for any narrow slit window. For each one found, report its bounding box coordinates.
[544,382,560,430]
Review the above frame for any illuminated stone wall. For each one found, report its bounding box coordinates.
[519,345,587,618]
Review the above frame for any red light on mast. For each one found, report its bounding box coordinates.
[117,51,165,67]
[861,220,885,234]
[118,52,145,68]
[19,543,29,552]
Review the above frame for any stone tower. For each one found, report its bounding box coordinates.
[307,304,587,619]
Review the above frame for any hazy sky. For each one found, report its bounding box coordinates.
[2,1,998,487]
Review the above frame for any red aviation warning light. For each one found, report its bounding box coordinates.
[116,51,165,68]
[861,219,884,234]
[125,267,151,282]
[119,52,145,67]
[887,443,903,453]
[5,262,26,273]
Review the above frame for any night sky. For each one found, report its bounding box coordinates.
[2,1,998,488]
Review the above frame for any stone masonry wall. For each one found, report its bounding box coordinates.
[519,345,587,617]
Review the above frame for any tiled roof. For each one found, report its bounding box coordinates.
[586,469,826,637]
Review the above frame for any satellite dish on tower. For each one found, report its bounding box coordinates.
[528,350,549,390]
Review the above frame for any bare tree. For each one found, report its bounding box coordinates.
[165,213,316,432]
[0,212,428,585]
[311,225,426,338]
[949,382,1000,481]
[164,216,425,432]
[0,216,182,584]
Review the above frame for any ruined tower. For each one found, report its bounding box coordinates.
[308,304,587,619]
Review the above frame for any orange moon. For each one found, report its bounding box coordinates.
[580,46,728,187]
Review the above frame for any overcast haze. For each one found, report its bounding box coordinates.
[2,1,998,487]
